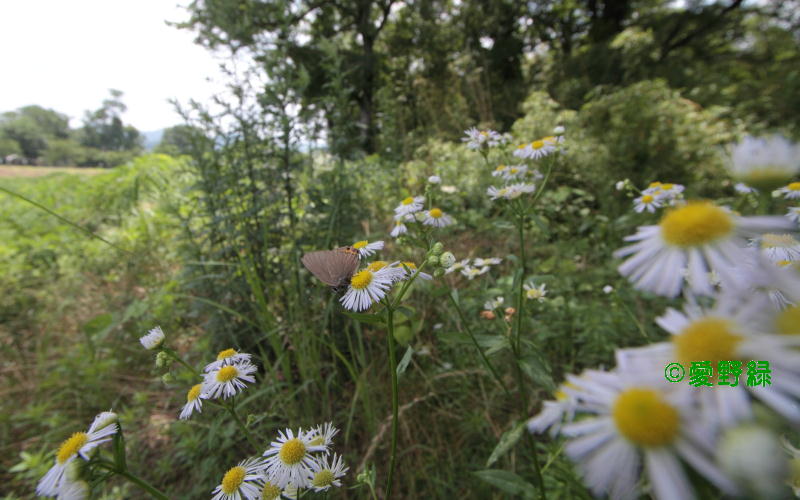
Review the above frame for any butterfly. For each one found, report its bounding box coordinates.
[301,246,361,292]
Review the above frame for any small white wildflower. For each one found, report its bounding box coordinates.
[422,208,454,228]
[352,239,384,258]
[787,206,800,224]
[428,175,441,184]
[394,196,425,216]
[484,297,504,310]
[778,182,800,200]
[202,361,258,400]
[735,182,757,194]
[603,285,614,294]
[524,282,547,301]
[179,384,206,420]
[139,326,165,350]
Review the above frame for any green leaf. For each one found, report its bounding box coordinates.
[82,313,113,337]
[341,310,386,326]
[484,335,511,356]
[473,469,536,498]
[517,355,556,392]
[396,346,414,378]
[395,305,416,319]
[113,425,127,470]
[486,421,527,467]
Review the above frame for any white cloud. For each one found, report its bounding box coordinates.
[0,0,229,131]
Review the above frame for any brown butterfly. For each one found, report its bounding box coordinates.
[301,246,360,292]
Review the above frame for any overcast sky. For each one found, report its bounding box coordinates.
[0,1,229,131]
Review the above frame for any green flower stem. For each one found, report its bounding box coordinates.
[383,302,400,499]
[220,399,261,452]
[96,461,168,500]
[447,292,511,398]
[391,259,429,308]
[162,348,201,378]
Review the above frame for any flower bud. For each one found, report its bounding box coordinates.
[427,255,439,266]
[480,310,496,320]
[431,242,444,255]
[155,351,169,368]
[91,411,118,431]
[553,125,565,135]
[433,268,444,278]
[439,251,456,268]
[717,424,790,498]
[414,212,426,222]
[428,175,441,184]
[161,373,174,384]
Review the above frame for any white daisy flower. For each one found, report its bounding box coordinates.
[394,196,425,216]
[473,257,502,267]
[352,239,384,258]
[204,349,253,372]
[614,200,796,297]
[755,233,800,263]
[524,282,547,301]
[257,481,285,500]
[308,422,339,447]
[444,258,470,274]
[603,285,614,294]
[528,168,544,181]
[422,208,453,227]
[211,458,266,500]
[734,182,757,194]
[37,414,119,496]
[307,453,348,492]
[506,183,536,199]
[460,265,490,280]
[263,428,327,488]
[179,383,206,420]
[735,253,800,309]
[396,261,432,280]
[618,292,800,427]
[462,127,504,149]
[729,135,800,191]
[484,297,504,310]
[427,175,441,184]
[633,193,662,213]
[365,260,407,283]
[202,361,258,400]
[390,219,408,238]
[560,370,739,500]
[513,138,556,160]
[487,185,513,200]
[491,164,509,177]
[139,326,165,350]
[340,264,398,311]
[500,164,528,181]
[787,206,800,224]
[778,182,800,200]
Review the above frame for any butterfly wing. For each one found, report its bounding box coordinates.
[302,248,360,288]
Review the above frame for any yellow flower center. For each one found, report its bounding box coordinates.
[761,233,798,249]
[402,261,417,270]
[776,306,800,335]
[261,482,281,499]
[350,269,373,290]
[510,168,518,174]
[279,438,306,465]
[312,469,335,488]
[661,183,674,190]
[659,201,734,247]
[217,365,239,382]
[517,144,526,149]
[429,208,443,219]
[217,348,237,360]
[57,432,88,464]
[353,240,368,249]
[221,466,246,494]
[495,165,506,171]
[542,135,556,143]
[777,260,792,267]
[612,388,679,447]
[641,194,654,204]
[479,131,488,136]
[401,197,414,205]
[738,166,795,192]
[554,382,577,401]
[788,182,800,191]
[367,261,387,272]
[187,384,202,402]
[673,317,742,369]
[531,140,545,150]
[649,182,662,188]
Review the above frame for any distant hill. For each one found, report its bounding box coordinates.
[141,129,165,151]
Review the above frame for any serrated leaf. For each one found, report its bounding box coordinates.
[473,469,536,498]
[486,421,527,467]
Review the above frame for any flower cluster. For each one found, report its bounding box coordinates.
[211,423,348,499]
[632,181,685,213]
[444,256,502,280]
[461,127,507,150]
[37,412,119,498]
[391,195,454,237]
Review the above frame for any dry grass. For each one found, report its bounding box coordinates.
[0,165,107,178]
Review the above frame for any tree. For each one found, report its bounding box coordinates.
[80,89,142,152]
[154,124,205,156]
